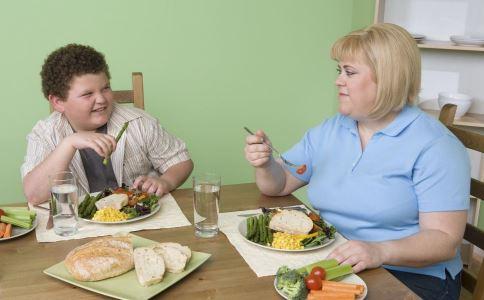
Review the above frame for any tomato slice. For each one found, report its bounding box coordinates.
[310,266,326,280]
[305,274,322,290]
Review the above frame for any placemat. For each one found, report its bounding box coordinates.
[219,208,347,277]
[30,193,191,242]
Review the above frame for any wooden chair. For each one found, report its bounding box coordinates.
[50,72,144,112]
[439,104,484,300]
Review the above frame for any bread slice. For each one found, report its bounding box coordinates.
[269,209,313,235]
[65,236,134,281]
[159,242,192,260]
[133,247,166,287]
[152,243,190,273]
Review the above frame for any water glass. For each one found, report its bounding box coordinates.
[193,173,221,238]
[50,171,79,236]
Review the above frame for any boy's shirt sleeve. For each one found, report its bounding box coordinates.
[145,120,191,174]
[21,123,54,179]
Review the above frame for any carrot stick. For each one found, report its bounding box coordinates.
[323,285,364,296]
[322,280,365,295]
[4,223,12,238]
[309,290,355,300]
[0,222,6,237]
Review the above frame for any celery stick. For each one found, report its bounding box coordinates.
[1,207,36,219]
[1,215,31,229]
[297,258,339,274]
[6,214,31,222]
[325,264,353,280]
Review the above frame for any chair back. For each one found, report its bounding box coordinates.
[50,72,144,112]
[439,104,484,300]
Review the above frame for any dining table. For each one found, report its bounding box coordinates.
[1,183,419,299]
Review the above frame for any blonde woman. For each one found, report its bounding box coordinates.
[244,23,469,299]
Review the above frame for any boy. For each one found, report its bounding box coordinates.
[22,44,193,205]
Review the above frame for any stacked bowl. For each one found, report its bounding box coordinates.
[438,92,473,119]
[450,35,484,47]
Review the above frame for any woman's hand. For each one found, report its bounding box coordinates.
[65,132,117,158]
[327,240,387,273]
[133,175,172,196]
[244,129,273,168]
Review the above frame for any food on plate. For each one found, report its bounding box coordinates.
[245,208,335,250]
[152,242,192,273]
[0,207,36,239]
[92,207,129,222]
[296,164,307,175]
[65,236,134,281]
[134,247,166,287]
[276,261,363,300]
[78,185,159,222]
[95,193,129,210]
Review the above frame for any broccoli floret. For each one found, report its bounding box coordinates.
[276,266,308,300]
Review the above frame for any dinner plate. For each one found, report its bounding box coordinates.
[43,234,211,300]
[81,203,161,224]
[0,217,38,242]
[274,273,368,299]
[238,216,335,252]
[450,35,484,46]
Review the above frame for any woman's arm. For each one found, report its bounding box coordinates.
[328,210,467,272]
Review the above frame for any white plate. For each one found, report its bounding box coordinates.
[450,35,484,46]
[238,216,335,252]
[411,33,425,40]
[0,217,38,242]
[274,273,368,299]
[81,203,160,224]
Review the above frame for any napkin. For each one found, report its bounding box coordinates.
[218,208,348,277]
[30,193,191,243]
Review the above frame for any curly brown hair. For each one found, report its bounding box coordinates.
[40,44,111,100]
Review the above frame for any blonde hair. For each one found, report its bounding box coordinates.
[330,23,421,119]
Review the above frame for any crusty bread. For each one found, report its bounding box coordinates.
[65,236,134,281]
[152,243,191,273]
[134,247,165,287]
[269,209,313,235]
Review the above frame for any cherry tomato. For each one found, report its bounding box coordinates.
[305,274,322,290]
[310,266,326,280]
[296,164,307,174]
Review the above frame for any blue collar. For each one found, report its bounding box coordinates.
[338,105,422,137]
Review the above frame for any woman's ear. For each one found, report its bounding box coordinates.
[48,95,65,112]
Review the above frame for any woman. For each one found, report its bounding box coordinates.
[244,23,470,299]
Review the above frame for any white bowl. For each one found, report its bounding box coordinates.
[438,92,473,119]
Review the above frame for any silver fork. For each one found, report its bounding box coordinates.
[243,127,303,169]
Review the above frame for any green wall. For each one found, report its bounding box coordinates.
[0,0,374,205]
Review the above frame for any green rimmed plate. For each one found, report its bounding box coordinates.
[43,235,211,300]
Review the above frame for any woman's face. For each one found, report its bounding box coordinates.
[335,59,377,121]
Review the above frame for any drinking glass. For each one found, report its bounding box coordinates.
[50,171,79,236]
[193,173,221,238]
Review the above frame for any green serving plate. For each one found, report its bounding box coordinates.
[43,235,211,300]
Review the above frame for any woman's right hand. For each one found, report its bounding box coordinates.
[244,129,273,168]
[65,132,117,158]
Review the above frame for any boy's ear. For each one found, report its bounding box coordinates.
[48,95,65,113]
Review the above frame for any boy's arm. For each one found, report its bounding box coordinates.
[23,132,116,205]
[133,159,194,196]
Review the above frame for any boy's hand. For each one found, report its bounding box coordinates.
[65,132,117,158]
[244,129,273,168]
[133,175,172,196]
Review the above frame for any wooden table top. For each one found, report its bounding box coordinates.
[1,183,419,299]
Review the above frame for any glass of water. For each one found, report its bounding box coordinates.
[193,173,221,238]
[50,171,79,236]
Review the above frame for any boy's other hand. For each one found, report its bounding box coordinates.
[133,175,172,196]
[65,132,117,158]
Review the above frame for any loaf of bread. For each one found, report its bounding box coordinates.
[269,209,313,235]
[65,236,134,281]
[134,247,166,287]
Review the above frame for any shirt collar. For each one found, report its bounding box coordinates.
[338,105,422,137]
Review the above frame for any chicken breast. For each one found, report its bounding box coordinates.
[269,209,313,235]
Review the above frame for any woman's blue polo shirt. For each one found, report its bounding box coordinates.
[283,105,470,279]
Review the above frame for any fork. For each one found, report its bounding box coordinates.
[243,127,302,169]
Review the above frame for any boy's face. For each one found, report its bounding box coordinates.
[53,72,114,131]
